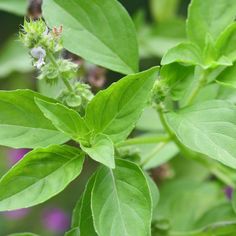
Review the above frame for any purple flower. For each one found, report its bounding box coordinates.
[224,186,233,200]
[4,208,30,220]
[42,208,70,233]
[8,148,30,166]
[31,46,46,69]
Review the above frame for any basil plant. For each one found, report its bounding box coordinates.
[2,0,236,235]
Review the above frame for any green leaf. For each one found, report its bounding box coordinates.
[187,0,236,48]
[64,227,80,236]
[42,0,139,75]
[85,67,159,143]
[161,42,203,66]
[156,179,225,231]
[91,159,152,236]
[216,62,236,89]
[0,145,84,211]
[145,174,159,214]
[160,63,194,101]
[35,98,89,142]
[0,0,27,15]
[81,134,115,168]
[72,173,97,236]
[216,23,236,62]
[0,90,69,148]
[0,37,32,78]
[166,100,236,169]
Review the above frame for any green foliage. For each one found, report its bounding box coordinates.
[0,145,84,211]
[42,0,139,75]
[0,37,32,78]
[166,100,236,169]
[2,0,236,234]
[85,67,159,143]
[0,0,27,15]
[0,90,69,148]
[91,159,152,236]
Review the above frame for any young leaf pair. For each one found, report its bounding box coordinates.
[36,66,159,169]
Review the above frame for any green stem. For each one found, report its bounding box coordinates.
[185,69,209,106]
[140,142,168,167]
[47,52,73,92]
[116,135,169,147]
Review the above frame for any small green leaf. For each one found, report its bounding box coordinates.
[72,173,97,236]
[161,42,203,66]
[0,145,84,211]
[0,90,69,149]
[216,62,236,89]
[187,0,236,48]
[216,22,236,62]
[81,134,115,168]
[156,179,225,232]
[167,100,236,169]
[91,159,152,236]
[85,67,159,143]
[35,98,89,142]
[42,0,139,74]
[0,0,27,15]
[160,63,194,101]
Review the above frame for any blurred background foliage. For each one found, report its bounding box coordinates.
[3,0,234,236]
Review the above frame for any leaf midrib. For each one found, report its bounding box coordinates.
[0,153,82,209]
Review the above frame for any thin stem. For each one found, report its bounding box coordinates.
[156,104,174,138]
[185,69,209,106]
[116,135,169,147]
[140,142,167,167]
[47,52,73,92]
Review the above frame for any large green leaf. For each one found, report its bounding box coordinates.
[166,100,236,169]
[91,159,152,236]
[161,42,203,66]
[0,145,84,211]
[42,0,139,75]
[85,67,159,143]
[0,0,27,15]
[187,0,236,48]
[72,173,97,236]
[81,134,115,168]
[0,90,69,148]
[35,98,88,142]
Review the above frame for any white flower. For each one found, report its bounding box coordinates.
[30,46,46,69]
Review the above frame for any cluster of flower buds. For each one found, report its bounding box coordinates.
[20,18,94,112]
[58,82,94,114]
[19,18,63,69]
[151,79,168,106]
